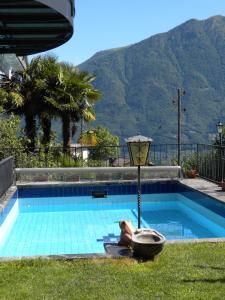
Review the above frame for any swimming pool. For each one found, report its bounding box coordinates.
[0,181,225,257]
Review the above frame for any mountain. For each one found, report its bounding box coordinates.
[79,15,225,144]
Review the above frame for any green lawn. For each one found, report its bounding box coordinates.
[0,242,224,300]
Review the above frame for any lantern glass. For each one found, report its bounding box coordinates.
[128,141,150,166]
[217,122,223,134]
[126,135,153,166]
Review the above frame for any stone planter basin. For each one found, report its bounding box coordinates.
[131,229,165,259]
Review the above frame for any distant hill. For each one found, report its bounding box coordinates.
[79,15,225,144]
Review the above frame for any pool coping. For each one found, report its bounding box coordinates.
[16,178,176,187]
[0,185,17,215]
[180,177,225,205]
[0,238,225,261]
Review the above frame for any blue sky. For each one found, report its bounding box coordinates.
[35,0,225,65]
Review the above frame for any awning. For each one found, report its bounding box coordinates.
[0,0,75,55]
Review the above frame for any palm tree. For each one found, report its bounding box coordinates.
[0,54,62,151]
[0,66,39,151]
[44,64,101,152]
[28,55,62,148]
[0,55,101,154]
[60,65,101,152]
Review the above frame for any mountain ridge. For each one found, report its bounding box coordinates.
[79,15,225,144]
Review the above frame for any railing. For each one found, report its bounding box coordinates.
[0,144,197,168]
[151,144,197,165]
[1,144,225,183]
[0,156,14,198]
[197,144,225,182]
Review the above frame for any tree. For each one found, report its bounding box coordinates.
[78,129,98,146]
[0,54,61,151]
[0,68,39,151]
[0,55,101,153]
[85,126,120,160]
[28,55,62,148]
[0,115,23,156]
[45,64,101,152]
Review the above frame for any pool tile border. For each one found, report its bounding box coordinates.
[17,180,182,198]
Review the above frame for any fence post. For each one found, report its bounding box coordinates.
[12,155,16,185]
[197,144,199,174]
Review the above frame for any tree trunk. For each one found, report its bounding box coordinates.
[62,114,71,153]
[24,113,36,152]
[41,116,51,151]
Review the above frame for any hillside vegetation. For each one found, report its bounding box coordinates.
[79,16,225,144]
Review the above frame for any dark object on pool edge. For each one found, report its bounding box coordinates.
[104,243,133,257]
[131,229,165,259]
[92,191,107,198]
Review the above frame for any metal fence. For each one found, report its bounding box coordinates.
[0,144,225,183]
[0,144,198,168]
[0,156,14,198]
[151,144,197,165]
[197,144,225,182]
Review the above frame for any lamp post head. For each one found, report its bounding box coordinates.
[125,134,153,166]
[217,121,223,134]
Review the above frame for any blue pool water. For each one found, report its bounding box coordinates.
[0,182,225,257]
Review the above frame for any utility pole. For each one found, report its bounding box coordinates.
[217,121,223,182]
[220,130,223,182]
[80,116,84,159]
[177,88,185,171]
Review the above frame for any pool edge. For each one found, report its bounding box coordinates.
[0,238,224,261]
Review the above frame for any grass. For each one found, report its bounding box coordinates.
[0,242,224,299]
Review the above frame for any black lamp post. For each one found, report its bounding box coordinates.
[125,135,153,228]
[217,121,223,182]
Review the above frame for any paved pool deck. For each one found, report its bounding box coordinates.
[180,177,225,204]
